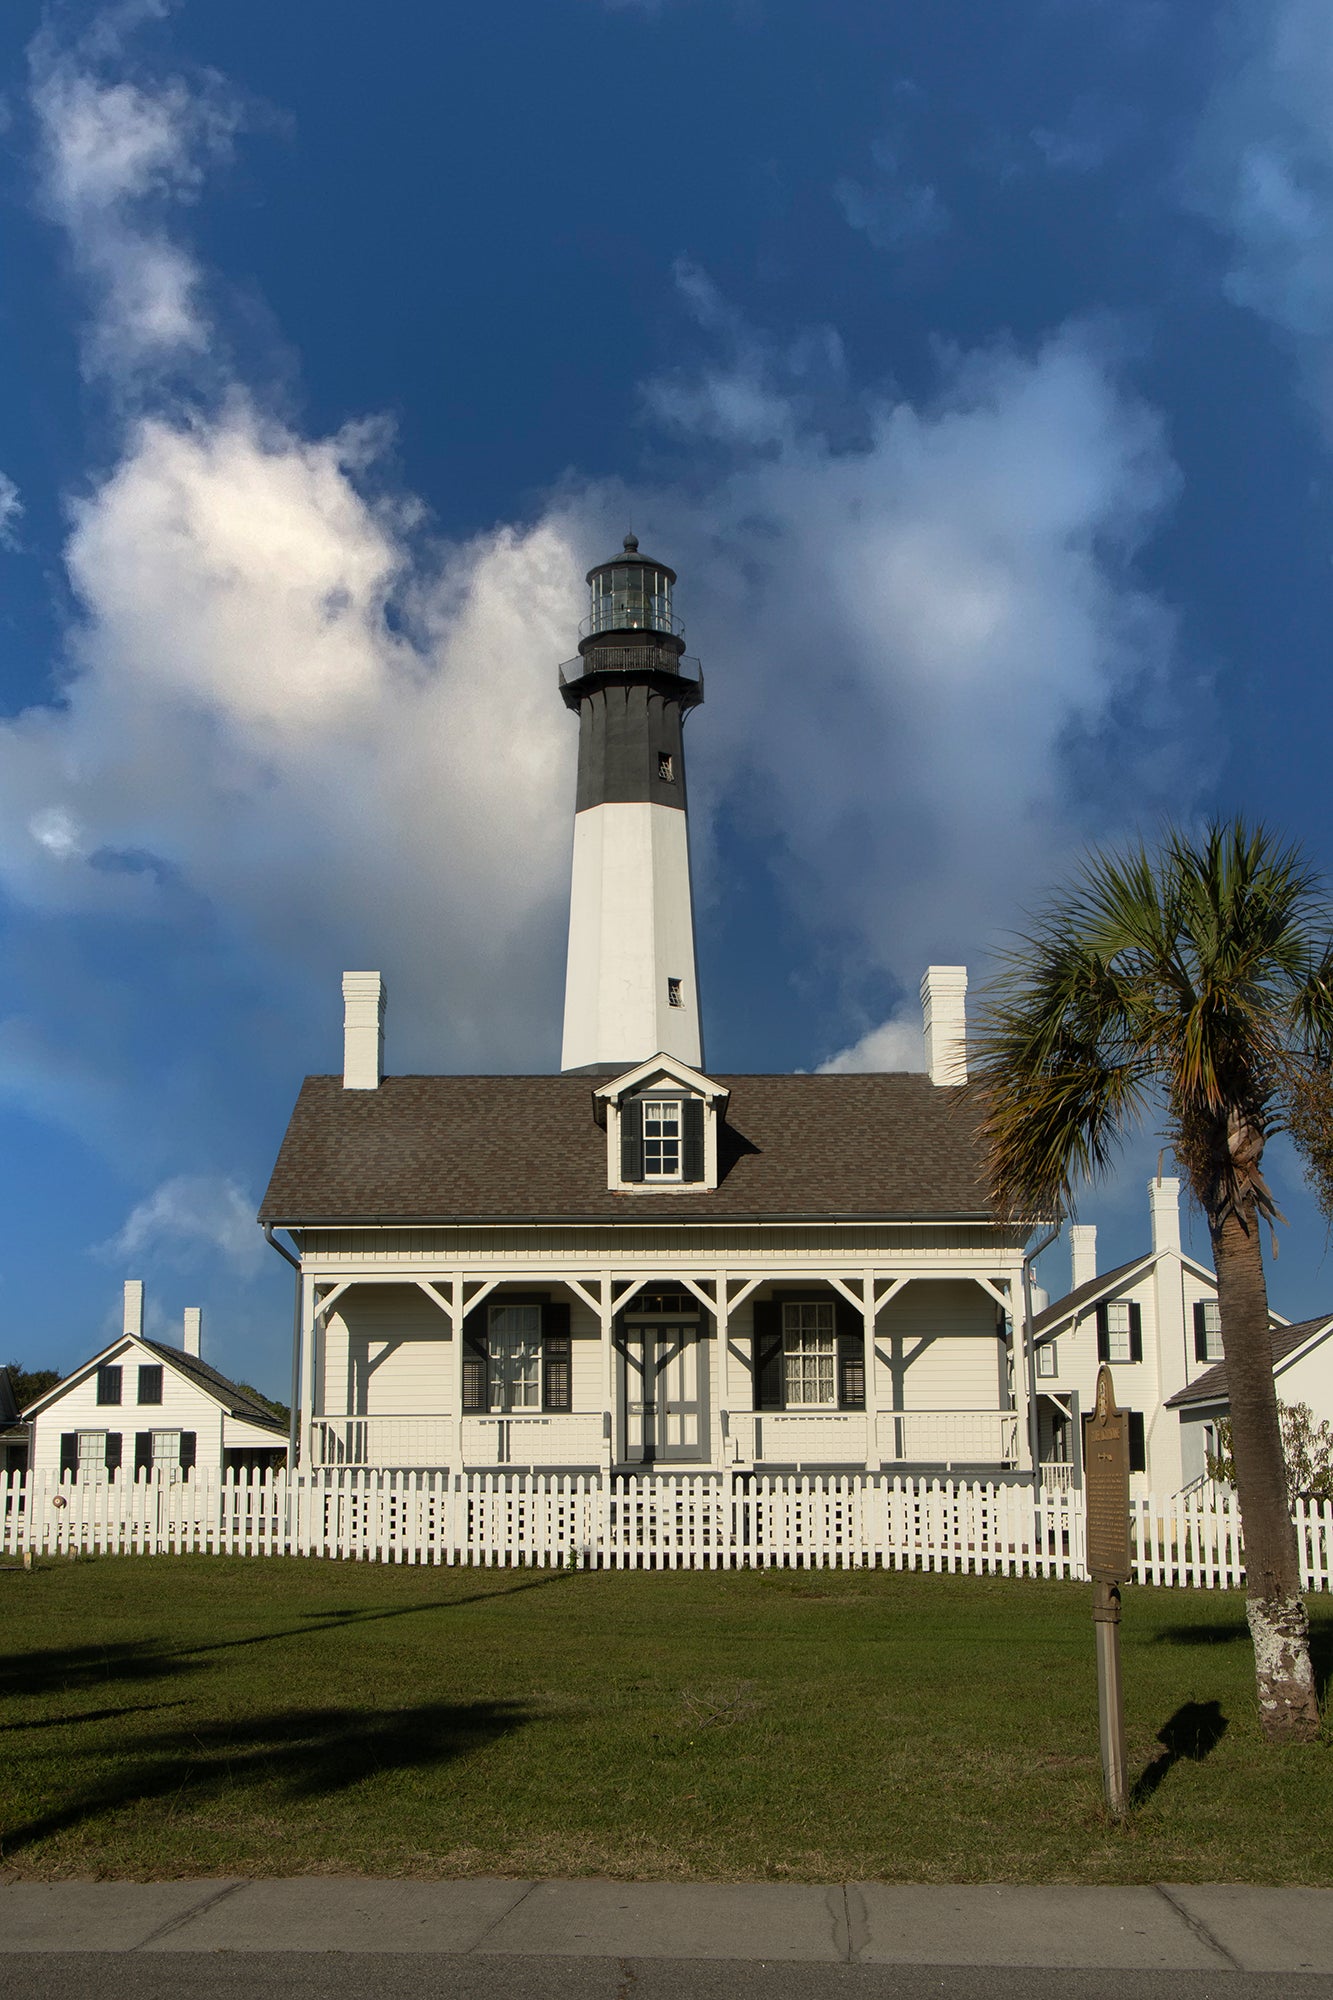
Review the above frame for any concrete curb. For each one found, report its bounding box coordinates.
[2,1879,1332,1970]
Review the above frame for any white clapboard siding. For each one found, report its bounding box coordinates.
[3,1469,1328,1588]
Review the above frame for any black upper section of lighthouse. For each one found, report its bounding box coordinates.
[559,535,703,813]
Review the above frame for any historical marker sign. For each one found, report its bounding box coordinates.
[1084,1363,1131,1584]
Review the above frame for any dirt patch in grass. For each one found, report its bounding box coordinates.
[1,1556,1329,1882]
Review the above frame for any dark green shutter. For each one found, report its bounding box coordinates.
[753,1300,784,1410]
[135,1432,153,1477]
[682,1097,705,1182]
[462,1305,488,1413]
[1193,1301,1211,1362]
[1128,1303,1143,1364]
[104,1432,123,1476]
[179,1431,196,1474]
[1095,1305,1109,1363]
[97,1364,122,1406]
[836,1301,866,1411]
[1127,1410,1146,1473]
[543,1302,572,1412]
[60,1432,77,1478]
[137,1364,163,1405]
[621,1098,644,1182]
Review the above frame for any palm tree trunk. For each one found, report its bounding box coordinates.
[1211,1199,1320,1742]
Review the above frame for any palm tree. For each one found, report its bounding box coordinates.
[972,820,1332,1743]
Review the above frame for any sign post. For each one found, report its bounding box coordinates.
[1083,1363,1130,1817]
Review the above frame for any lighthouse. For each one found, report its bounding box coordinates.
[559,535,704,1073]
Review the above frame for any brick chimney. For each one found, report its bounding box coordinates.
[123,1279,143,1340]
[1069,1224,1097,1292]
[921,966,968,1086]
[342,972,385,1090]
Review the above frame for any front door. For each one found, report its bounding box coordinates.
[622,1322,705,1463]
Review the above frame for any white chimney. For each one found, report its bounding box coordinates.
[183,1307,202,1358]
[1150,1175,1181,1255]
[921,966,968,1086]
[342,971,385,1090]
[122,1279,143,1340]
[1069,1224,1097,1292]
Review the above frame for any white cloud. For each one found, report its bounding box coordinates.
[641,311,1186,996]
[836,138,950,253]
[100,1172,265,1274]
[0,472,22,548]
[817,1011,926,1074]
[29,27,239,379]
[1191,0,1333,425]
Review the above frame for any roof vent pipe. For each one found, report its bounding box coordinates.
[342,972,385,1090]
[123,1279,143,1341]
[921,966,968,1086]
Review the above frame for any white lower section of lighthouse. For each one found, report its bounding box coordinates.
[561,802,702,1072]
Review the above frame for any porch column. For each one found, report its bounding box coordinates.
[715,1271,731,1467]
[299,1274,316,1470]
[1010,1275,1034,1473]
[862,1273,881,1473]
[599,1272,615,1475]
[451,1277,467,1473]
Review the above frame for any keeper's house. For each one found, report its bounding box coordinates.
[23,1283,287,1482]
[260,537,1038,1480]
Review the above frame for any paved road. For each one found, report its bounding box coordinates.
[5,1957,1333,2000]
[3,1878,1332,1996]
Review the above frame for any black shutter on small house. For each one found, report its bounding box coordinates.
[1127,1410,1146,1473]
[620,1098,645,1182]
[104,1432,123,1476]
[137,1364,163,1405]
[179,1431,196,1475]
[1095,1305,1109,1363]
[753,1300,784,1410]
[1128,1303,1143,1364]
[682,1097,705,1182]
[96,1364,122,1406]
[135,1432,153,1478]
[60,1432,77,1479]
[462,1305,488,1413]
[543,1302,572,1412]
[1193,1300,1212,1362]
[836,1301,866,1411]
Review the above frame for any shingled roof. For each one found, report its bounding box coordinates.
[1165,1317,1333,1408]
[259,1072,994,1226]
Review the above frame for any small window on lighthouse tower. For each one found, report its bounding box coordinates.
[658,752,675,782]
[667,978,683,1007]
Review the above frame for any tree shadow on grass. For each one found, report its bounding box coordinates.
[1154,1618,1333,1702]
[1132,1699,1227,1807]
[1,1567,575,1702]
[2,1696,532,1857]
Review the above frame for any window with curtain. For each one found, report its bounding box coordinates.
[487,1304,541,1411]
[781,1300,837,1408]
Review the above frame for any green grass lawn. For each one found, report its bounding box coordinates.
[2,1555,1330,1883]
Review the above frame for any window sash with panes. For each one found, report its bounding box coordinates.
[76,1431,107,1480]
[782,1301,837,1408]
[1036,1340,1058,1378]
[151,1430,183,1477]
[486,1304,541,1412]
[1104,1301,1135,1362]
[642,1099,681,1180]
[1195,1299,1223,1363]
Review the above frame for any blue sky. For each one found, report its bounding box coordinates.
[3,0,1333,1396]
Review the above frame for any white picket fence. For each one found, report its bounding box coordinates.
[5,1468,1331,1586]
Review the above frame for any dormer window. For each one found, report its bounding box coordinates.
[597,1054,728,1193]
